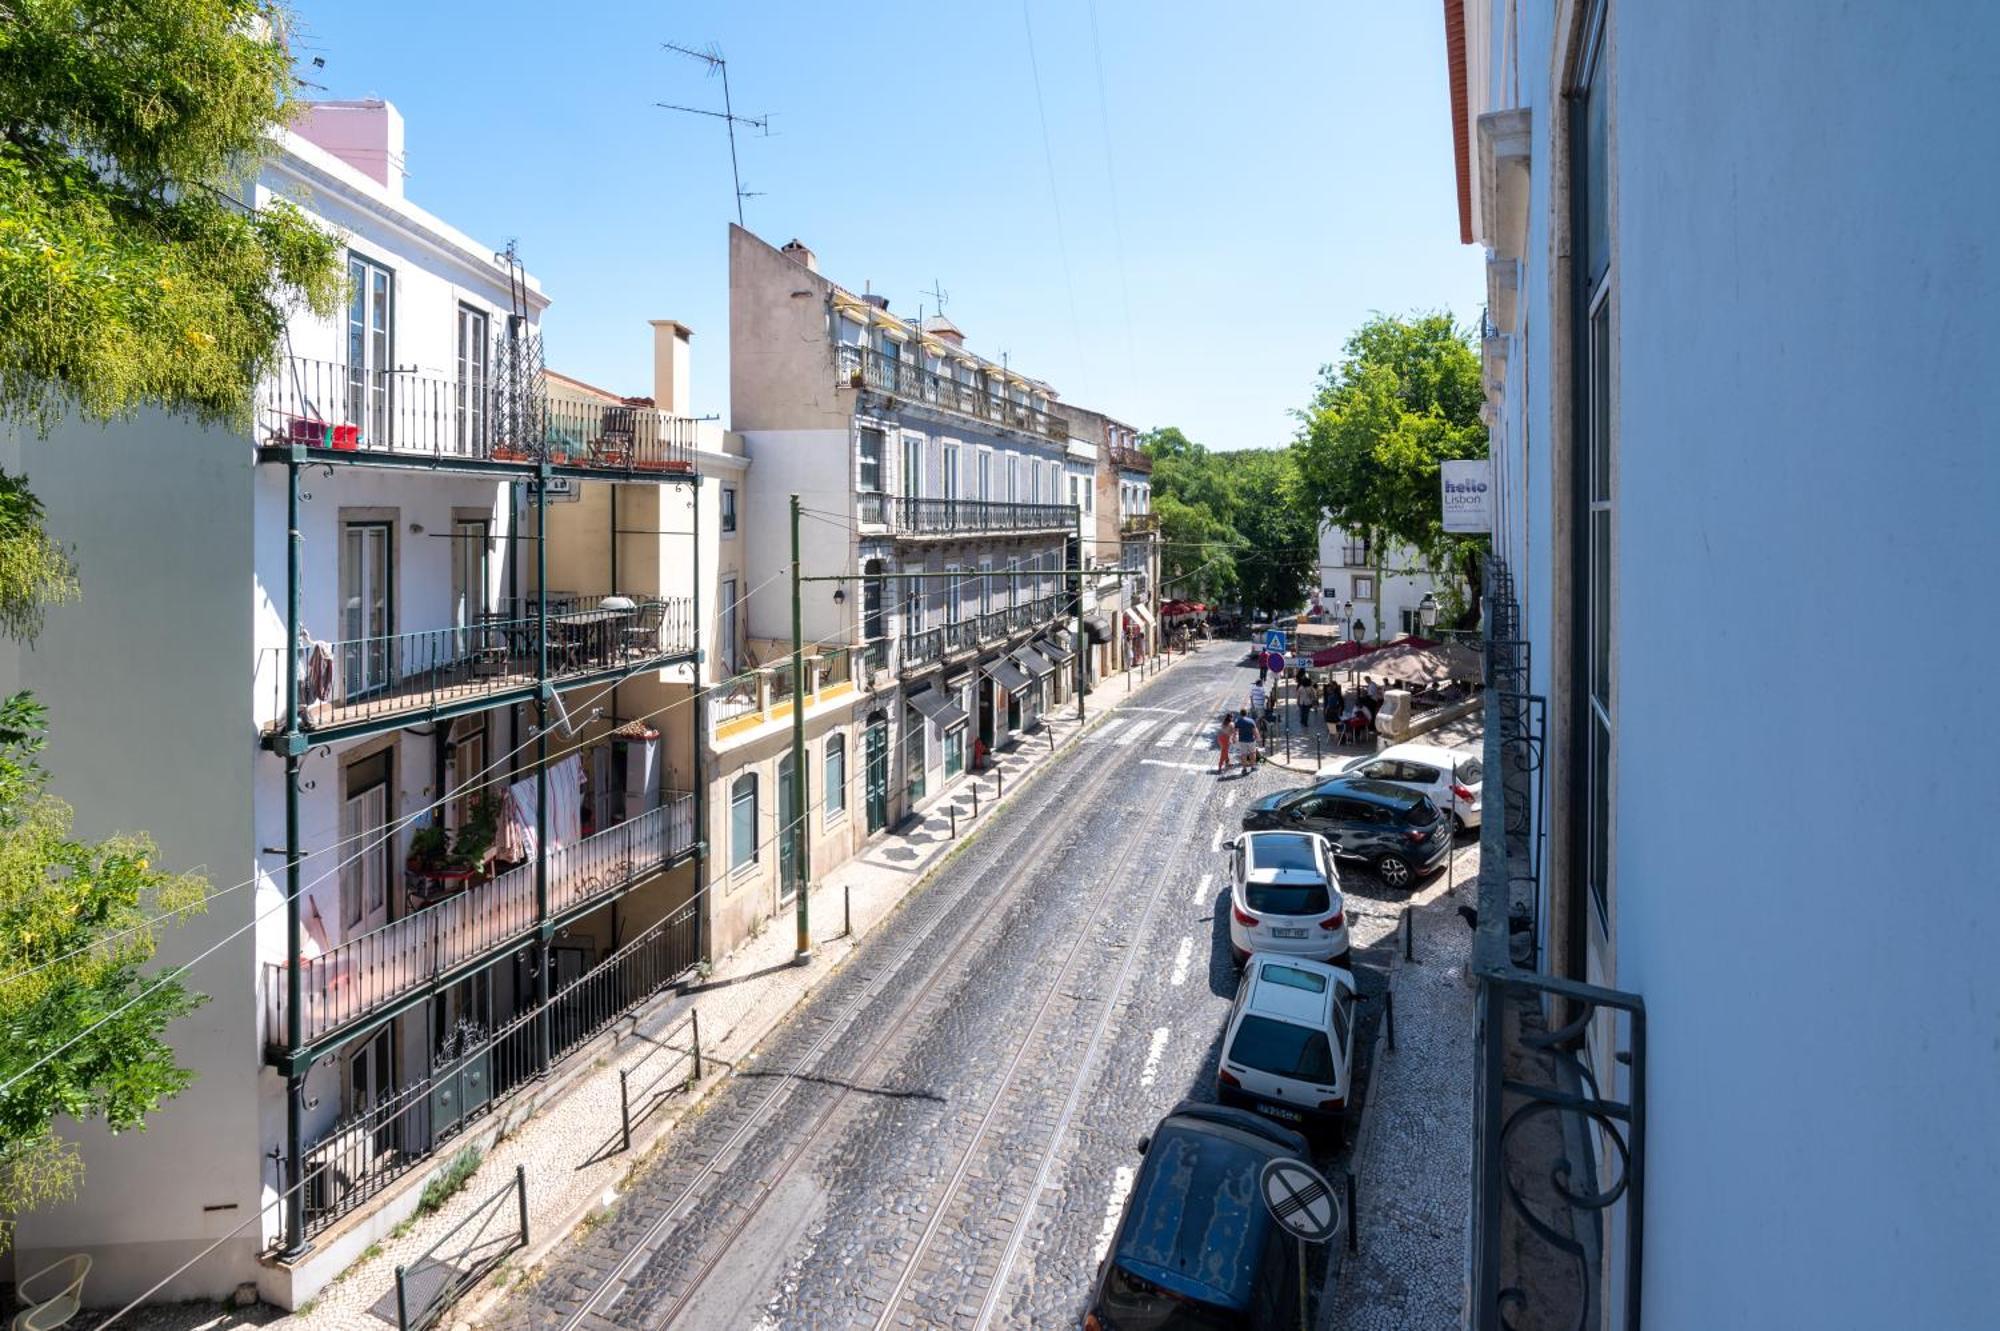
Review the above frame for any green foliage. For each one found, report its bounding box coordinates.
[416,1146,484,1217]
[0,1,345,435]
[0,473,76,643]
[1295,313,1489,621]
[0,694,207,1251]
[1142,428,1318,615]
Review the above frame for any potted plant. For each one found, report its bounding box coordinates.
[449,796,501,877]
[405,821,471,904]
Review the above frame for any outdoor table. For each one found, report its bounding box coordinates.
[550,607,636,670]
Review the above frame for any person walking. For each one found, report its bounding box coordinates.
[1297,678,1317,730]
[1234,708,1261,774]
[1216,711,1235,775]
[1248,679,1268,722]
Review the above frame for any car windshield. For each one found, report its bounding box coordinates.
[1246,880,1330,915]
[1228,1015,1336,1082]
[1101,1265,1243,1330]
[1246,835,1317,873]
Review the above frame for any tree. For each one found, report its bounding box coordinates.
[1142,427,1242,605]
[0,0,342,1242]
[1222,449,1318,619]
[1295,313,1489,624]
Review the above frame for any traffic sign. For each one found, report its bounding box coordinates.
[1264,651,1286,675]
[1258,1158,1341,1244]
[1263,628,1288,655]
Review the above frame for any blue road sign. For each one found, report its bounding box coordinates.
[1263,629,1288,655]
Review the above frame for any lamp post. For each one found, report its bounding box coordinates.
[1342,599,1355,642]
[1419,592,1438,636]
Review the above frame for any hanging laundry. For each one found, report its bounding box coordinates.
[499,754,585,862]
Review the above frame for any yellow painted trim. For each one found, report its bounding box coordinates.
[816,681,857,703]
[715,712,766,741]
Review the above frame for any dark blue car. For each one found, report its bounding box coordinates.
[1084,1101,1309,1329]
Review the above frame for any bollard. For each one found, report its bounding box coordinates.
[516,1163,530,1245]
[971,784,979,818]
[1385,988,1397,1052]
[1346,1172,1358,1253]
[691,1009,703,1081]
[618,1069,632,1153]
[843,881,852,938]
[1404,909,1414,962]
[996,767,1004,800]
[1049,726,1056,753]
[1315,735,1322,771]
[949,805,958,838]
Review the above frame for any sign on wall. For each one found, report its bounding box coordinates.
[1441,459,1492,533]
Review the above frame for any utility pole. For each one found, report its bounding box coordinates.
[789,494,811,963]
[1076,507,1088,722]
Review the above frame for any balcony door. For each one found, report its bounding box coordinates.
[451,518,489,658]
[455,305,489,456]
[340,751,392,938]
[902,434,924,503]
[341,521,394,699]
[777,753,799,906]
[942,444,961,526]
[346,254,394,446]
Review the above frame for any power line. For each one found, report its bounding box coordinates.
[1084,0,1138,378]
[1019,0,1090,399]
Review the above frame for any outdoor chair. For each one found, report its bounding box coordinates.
[11,1254,89,1331]
[622,600,667,657]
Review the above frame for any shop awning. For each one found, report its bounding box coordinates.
[905,684,968,730]
[1083,614,1113,644]
[1054,628,1077,652]
[1034,635,1073,666]
[1012,646,1055,679]
[1128,603,1156,631]
[987,658,1033,694]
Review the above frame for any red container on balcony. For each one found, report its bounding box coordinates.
[331,423,360,450]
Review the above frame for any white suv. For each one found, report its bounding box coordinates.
[1217,954,1359,1136]
[1227,830,1349,967]
[1342,741,1484,829]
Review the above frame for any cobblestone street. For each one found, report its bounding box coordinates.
[482,646,1481,1331]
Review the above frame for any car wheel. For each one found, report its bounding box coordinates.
[1375,854,1413,889]
[1453,814,1468,836]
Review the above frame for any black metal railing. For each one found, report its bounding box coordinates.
[395,1165,527,1331]
[838,345,1065,443]
[266,596,694,734]
[1470,555,1645,1331]
[942,618,980,655]
[901,626,943,668]
[257,356,697,474]
[1120,511,1160,534]
[264,796,694,1049]
[282,898,699,1239]
[1107,444,1153,475]
[883,496,1076,536]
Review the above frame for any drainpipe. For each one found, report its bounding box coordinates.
[282,457,307,1257]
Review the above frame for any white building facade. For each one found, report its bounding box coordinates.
[1448,3,1999,1328]
[1313,522,1452,640]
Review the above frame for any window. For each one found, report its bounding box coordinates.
[340,522,393,697]
[1245,879,1330,916]
[904,706,926,802]
[1352,575,1375,601]
[858,426,884,492]
[341,752,391,933]
[720,486,737,534]
[942,443,961,502]
[455,305,488,454]
[1227,1016,1336,1083]
[944,726,965,778]
[945,566,961,623]
[729,774,758,870]
[1246,835,1318,873]
[450,518,488,641]
[976,449,991,501]
[902,433,924,500]
[346,254,394,445]
[903,570,922,635]
[824,734,847,819]
[719,576,739,674]
[862,558,886,665]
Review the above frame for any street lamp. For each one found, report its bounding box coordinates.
[1342,599,1354,641]
[1419,592,1438,634]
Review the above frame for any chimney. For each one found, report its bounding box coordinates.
[780,239,817,272]
[649,320,694,418]
[294,100,407,196]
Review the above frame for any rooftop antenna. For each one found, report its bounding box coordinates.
[920,279,950,322]
[658,41,770,227]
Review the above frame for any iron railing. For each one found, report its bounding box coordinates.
[837,345,1065,443]
[1470,555,1645,1331]
[283,899,699,1240]
[901,596,1065,673]
[1120,511,1160,534]
[395,1165,527,1331]
[901,626,943,668]
[882,496,1076,537]
[257,356,697,474]
[264,796,695,1049]
[266,596,694,735]
[1107,444,1154,475]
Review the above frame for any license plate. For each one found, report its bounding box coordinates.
[1253,1102,1303,1123]
[1272,927,1308,939]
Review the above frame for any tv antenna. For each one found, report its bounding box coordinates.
[920,279,951,315]
[658,41,769,226]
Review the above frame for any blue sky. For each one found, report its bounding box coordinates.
[290,1,1481,452]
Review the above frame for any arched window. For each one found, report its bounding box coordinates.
[730,773,758,870]
[824,734,847,819]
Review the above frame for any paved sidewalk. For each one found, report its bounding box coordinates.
[96,649,1204,1331]
[1322,831,1479,1331]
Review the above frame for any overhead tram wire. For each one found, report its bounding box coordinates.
[1020,0,1092,400]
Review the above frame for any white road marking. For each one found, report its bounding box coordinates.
[1140,758,1214,773]
[1154,721,1191,748]
[1113,720,1157,747]
[1223,790,1236,809]
[1170,937,1194,986]
[1210,825,1224,852]
[1092,1166,1137,1266]
[1087,718,1129,743]
[1114,706,1182,714]
[1193,872,1214,906]
[1139,1026,1171,1088]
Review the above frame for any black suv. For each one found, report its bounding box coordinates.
[1084,1101,1310,1329]
[1240,776,1450,889]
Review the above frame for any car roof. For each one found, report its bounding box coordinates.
[1115,1105,1306,1307]
[1311,775,1428,809]
[1244,956,1350,1025]
[1241,828,1318,856]
[1379,742,1472,766]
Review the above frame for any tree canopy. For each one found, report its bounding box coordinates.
[1142,427,1318,617]
[1295,313,1489,621]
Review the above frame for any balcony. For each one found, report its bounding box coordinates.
[859,493,1076,538]
[264,795,695,1052]
[836,345,1065,444]
[1469,557,1644,1330]
[1120,512,1160,536]
[710,649,860,742]
[264,596,695,742]
[1107,444,1153,475]
[900,596,1064,673]
[257,356,698,477]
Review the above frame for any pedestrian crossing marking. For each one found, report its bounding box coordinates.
[1113,719,1158,746]
[1087,717,1129,743]
[1154,721,1191,747]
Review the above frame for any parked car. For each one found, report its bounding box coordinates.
[1226,830,1349,967]
[1241,776,1450,889]
[1340,742,1484,830]
[1217,954,1359,1138]
[1083,1101,1310,1330]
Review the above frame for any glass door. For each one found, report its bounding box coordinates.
[347,255,394,446]
[341,522,393,699]
[340,752,392,937]
[777,753,798,905]
[451,518,489,658]
[865,720,888,833]
[455,305,489,456]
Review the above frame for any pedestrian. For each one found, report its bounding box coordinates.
[1297,678,1317,729]
[1327,678,1344,719]
[1216,711,1234,774]
[1248,679,1267,720]
[1234,709,1261,774]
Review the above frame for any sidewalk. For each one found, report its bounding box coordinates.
[108,648,1203,1331]
[1322,833,1479,1331]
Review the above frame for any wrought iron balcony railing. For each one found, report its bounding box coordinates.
[1120,512,1160,535]
[1107,444,1153,475]
[901,626,944,668]
[836,345,1065,443]
[866,495,1076,537]
[1469,555,1645,1331]
[264,595,694,737]
[258,356,698,475]
[900,597,1065,674]
[264,795,695,1052]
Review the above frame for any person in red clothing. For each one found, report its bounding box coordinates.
[1216,711,1235,774]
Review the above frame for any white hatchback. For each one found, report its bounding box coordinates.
[1227,830,1349,967]
[1217,954,1359,1136]
[1343,741,1484,829]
